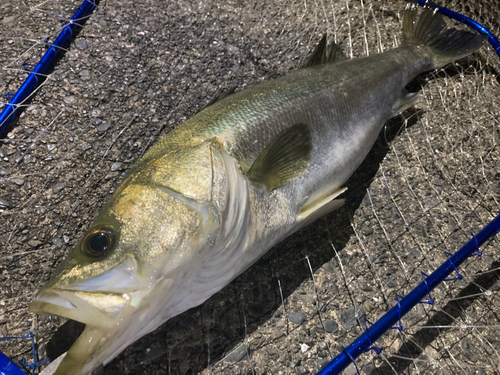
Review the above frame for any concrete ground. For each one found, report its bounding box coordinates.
[0,0,499,374]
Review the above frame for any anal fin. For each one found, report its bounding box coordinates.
[297,187,347,228]
[396,90,420,115]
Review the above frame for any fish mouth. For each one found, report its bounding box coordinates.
[28,257,168,374]
[29,288,132,329]
[29,289,136,374]
[29,257,147,328]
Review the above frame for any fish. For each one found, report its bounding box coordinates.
[29,3,486,374]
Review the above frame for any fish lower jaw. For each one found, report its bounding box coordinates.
[54,324,111,375]
[30,295,140,374]
[30,279,180,374]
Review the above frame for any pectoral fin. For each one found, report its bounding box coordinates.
[297,187,347,228]
[246,123,312,191]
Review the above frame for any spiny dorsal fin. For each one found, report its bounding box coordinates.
[302,34,328,68]
[302,34,346,68]
[326,42,346,63]
[246,123,312,191]
[205,85,238,108]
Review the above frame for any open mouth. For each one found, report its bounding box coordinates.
[28,259,166,373]
[29,288,131,329]
[29,256,145,328]
[29,289,138,374]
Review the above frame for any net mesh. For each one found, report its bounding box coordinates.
[0,0,499,374]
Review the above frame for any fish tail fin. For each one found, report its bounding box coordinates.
[402,2,487,69]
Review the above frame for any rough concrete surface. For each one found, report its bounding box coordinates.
[0,0,499,374]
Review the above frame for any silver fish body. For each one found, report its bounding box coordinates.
[29,4,486,374]
[182,48,421,273]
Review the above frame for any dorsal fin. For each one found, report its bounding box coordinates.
[302,34,328,68]
[301,34,346,68]
[246,123,312,191]
[205,85,238,108]
[326,42,346,63]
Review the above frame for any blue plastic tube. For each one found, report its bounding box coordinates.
[318,213,500,375]
[0,351,26,375]
[0,332,49,375]
[0,0,96,135]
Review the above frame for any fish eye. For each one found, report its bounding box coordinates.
[82,225,116,258]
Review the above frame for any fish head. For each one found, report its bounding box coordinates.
[29,140,235,374]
